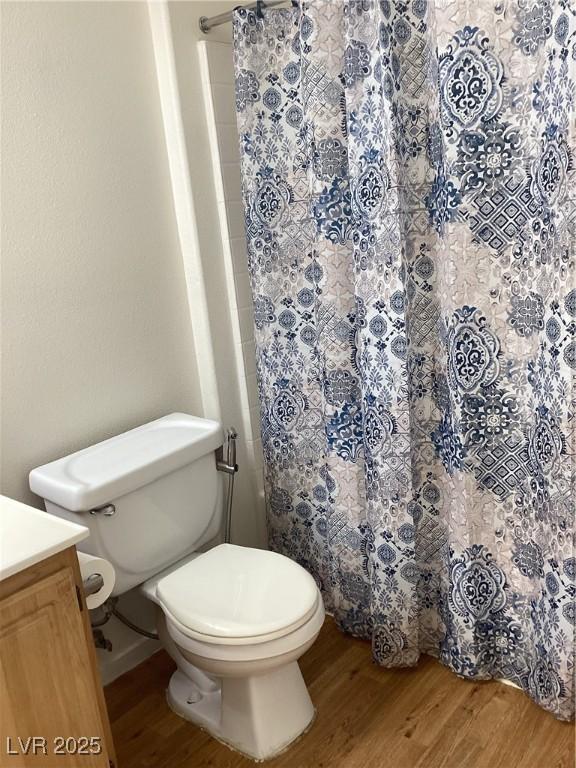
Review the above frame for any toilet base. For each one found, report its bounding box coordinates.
[167,669,222,735]
[166,662,315,761]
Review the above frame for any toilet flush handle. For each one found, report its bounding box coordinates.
[89,503,116,516]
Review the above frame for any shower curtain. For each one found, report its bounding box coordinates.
[232,0,575,719]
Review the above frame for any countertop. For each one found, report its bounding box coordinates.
[0,494,88,581]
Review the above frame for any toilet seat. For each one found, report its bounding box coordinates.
[156,544,319,644]
[163,593,321,646]
[164,594,325,665]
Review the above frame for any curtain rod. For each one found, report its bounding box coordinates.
[199,1,289,34]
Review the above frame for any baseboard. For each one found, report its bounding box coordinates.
[99,636,160,686]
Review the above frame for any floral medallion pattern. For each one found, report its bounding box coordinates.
[233,0,575,720]
[438,26,504,132]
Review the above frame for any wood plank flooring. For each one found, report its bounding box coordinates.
[105,618,574,768]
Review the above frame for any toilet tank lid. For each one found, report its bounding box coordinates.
[29,414,223,512]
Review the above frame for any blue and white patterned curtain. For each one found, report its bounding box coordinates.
[232,0,575,719]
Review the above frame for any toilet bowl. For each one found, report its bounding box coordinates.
[29,414,325,760]
[144,544,325,759]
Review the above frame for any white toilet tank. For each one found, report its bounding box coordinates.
[29,414,224,595]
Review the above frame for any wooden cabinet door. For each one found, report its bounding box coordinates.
[0,566,111,766]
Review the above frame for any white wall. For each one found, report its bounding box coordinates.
[1,1,203,505]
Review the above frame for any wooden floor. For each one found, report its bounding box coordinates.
[105,618,574,768]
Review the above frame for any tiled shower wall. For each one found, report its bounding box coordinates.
[198,41,265,530]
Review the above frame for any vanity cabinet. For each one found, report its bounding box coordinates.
[0,547,116,767]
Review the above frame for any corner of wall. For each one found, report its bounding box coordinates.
[147,0,222,423]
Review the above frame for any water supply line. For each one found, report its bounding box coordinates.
[216,427,238,544]
[90,597,160,641]
[110,601,159,641]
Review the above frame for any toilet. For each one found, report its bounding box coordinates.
[29,413,325,760]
